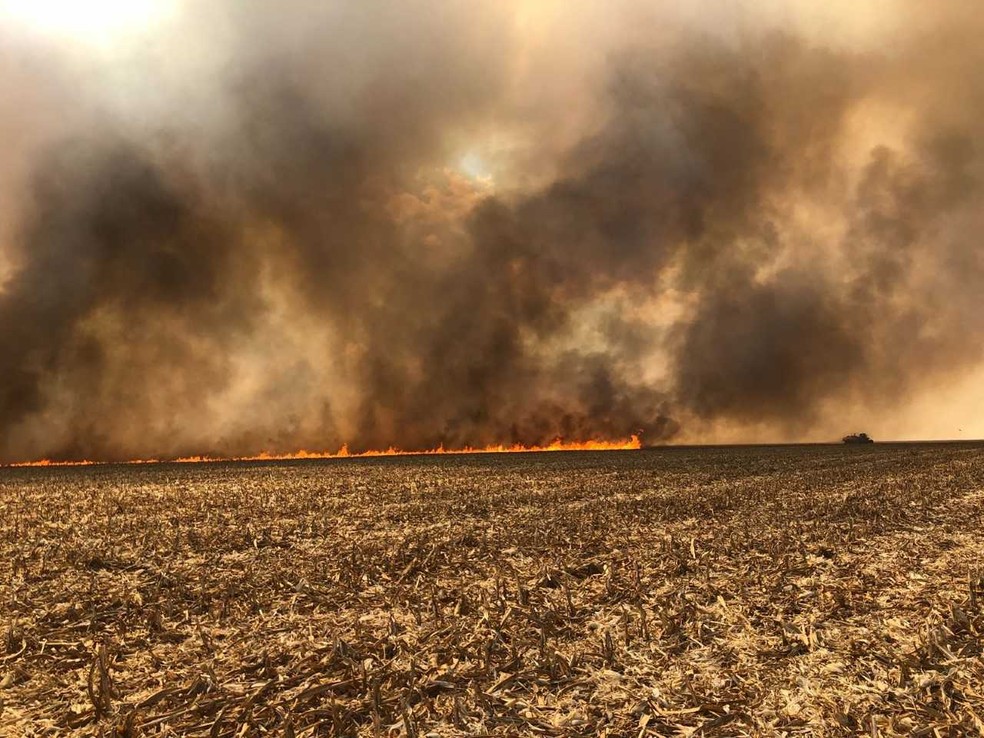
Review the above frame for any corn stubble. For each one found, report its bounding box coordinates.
[1,444,983,736]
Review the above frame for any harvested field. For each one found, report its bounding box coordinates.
[2,443,983,736]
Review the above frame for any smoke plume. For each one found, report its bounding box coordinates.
[1,1,982,461]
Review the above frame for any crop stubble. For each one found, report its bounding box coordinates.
[1,444,983,736]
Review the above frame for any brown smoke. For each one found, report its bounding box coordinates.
[0,1,982,461]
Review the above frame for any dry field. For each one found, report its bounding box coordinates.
[2,444,983,736]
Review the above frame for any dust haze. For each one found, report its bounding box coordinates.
[1,1,982,461]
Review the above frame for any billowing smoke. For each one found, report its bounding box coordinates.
[0,1,982,461]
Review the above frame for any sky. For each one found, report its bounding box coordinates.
[0,0,982,461]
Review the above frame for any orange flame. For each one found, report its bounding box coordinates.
[6,435,641,468]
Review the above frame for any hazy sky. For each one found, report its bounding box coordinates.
[0,0,981,461]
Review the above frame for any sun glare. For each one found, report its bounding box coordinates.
[457,151,496,184]
[1,0,174,45]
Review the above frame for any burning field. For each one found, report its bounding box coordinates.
[2,2,983,734]
[2,443,983,736]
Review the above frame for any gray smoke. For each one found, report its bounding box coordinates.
[1,1,982,461]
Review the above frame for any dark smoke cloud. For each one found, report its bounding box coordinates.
[0,1,982,461]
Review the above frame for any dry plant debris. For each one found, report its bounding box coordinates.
[1,443,983,736]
